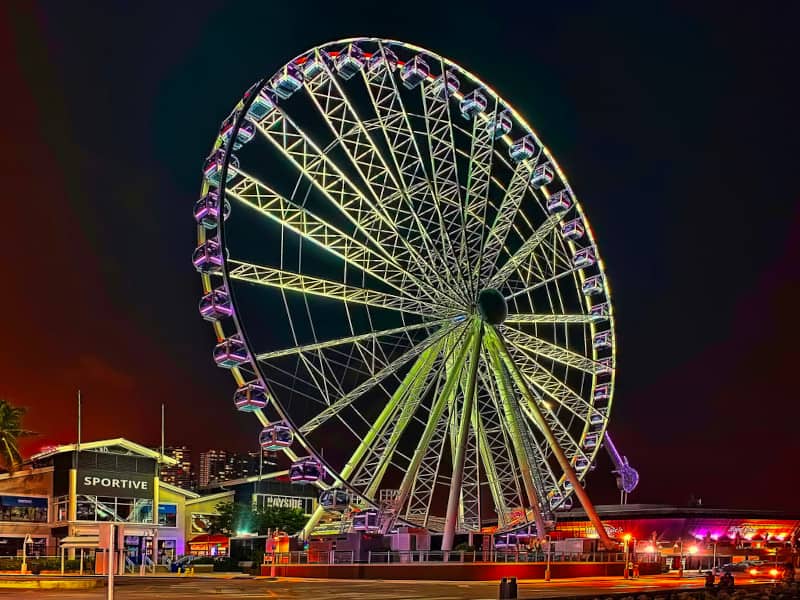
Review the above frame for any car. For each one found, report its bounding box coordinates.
[713,560,763,575]
[745,563,793,580]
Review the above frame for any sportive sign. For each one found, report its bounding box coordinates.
[77,469,154,500]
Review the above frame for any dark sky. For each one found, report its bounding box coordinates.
[2,2,798,510]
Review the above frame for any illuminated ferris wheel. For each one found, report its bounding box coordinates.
[193,38,617,550]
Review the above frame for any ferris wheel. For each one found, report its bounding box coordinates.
[193,38,617,550]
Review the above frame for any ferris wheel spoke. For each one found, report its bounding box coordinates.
[298,322,461,435]
[472,366,521,530]
[511,348,606,424]
[395,321,476,529]
[419,70,473,299]
[478,159,537,284]
[352,341,445,498]
[360,44,470,304]
[228,169,443,304]
[334,336,446,498]
[505,313,604,324]
[255,318,450,362]
[484,342,548,535]
[226,260,452,318]
[487,212,567,290]
[303,57,459,300]
[485,325,615,549]
[251,110,458,299]
[503,265,587,301]
[462,98,499,295]
[501,325,601,374]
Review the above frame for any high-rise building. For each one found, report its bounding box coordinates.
[158,445,195,491]
[198,449,276,488]
[198,449,227,488]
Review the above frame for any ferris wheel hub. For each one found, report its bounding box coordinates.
[476,288,507,325]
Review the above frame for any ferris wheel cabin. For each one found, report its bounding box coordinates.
[590,302,610,319]
[459,89,487,120]
[486,110,512,139]
[509,136,536,162]
[531,163,554,189]
[432,70,460,98]
[592,331,613,350]
[233,382,268,412]
[583,432,599,450]
[561,218,585,241]
[194,191,230,230]
[245,88,276,121]
[290,457,324,483]
[259,423,293,450]
[198,287,233,322]
[270,64,304,100]
[192,239,224,274]
[213,334,249,368]
[367,47,398,74]
[593,383,611,401]
[352,509,380,531]
[335,43,365,80]
[547,190,573,215]
[572,246,596,269]
[400,55,430,89]
[203,150,239,186]
[596,357,613,375]
[219,118,255,151]
[319,489,350,511]
[581,275,604,296]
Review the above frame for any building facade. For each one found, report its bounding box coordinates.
[0,439,233,566]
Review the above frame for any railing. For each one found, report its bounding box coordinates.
[367,550,629,564]
[268,551,355,565]
[266,549,653,565]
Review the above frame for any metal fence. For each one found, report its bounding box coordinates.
[367,550,631,564]
[266,550,635,565]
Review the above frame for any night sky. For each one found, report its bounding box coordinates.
[2,3,798,510]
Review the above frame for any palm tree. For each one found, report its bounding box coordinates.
[0,399,34,472]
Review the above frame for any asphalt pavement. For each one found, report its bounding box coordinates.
[0,573,725,599]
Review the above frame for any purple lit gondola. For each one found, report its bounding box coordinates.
[335,43,365,80]
[270,63,303,100]
[194,190,230,230]
[259,423,293,450]
[289,456,324,483]
[192,239,223,274]
[547,190,573,215]
[400,55,430,89]
[213,334,249,368]
[509,136,536,162]
[459,89,487,120]
[531,163,554,189]
[199,287,233,322]
[572,246,596,269]
[234,381,268,412]
[486,110,512,139]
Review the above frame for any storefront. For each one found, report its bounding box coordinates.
[0,438,233,568]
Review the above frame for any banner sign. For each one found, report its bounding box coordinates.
[77,469,154,500]
[253,493,314,514]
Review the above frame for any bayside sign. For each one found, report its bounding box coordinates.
[77,469,154,500]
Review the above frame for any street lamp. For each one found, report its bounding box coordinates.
[623,534,632,579]
[689,544,698,573]
[544,534,552,582]
[675,540,684,578]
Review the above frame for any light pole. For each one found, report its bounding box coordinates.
[675,540,684,578]
[623,534,631,579]
[544,534,552,582]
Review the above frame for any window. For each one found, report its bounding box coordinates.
[75,495,153,523]
[0,496,48,523]
[158,504,177,527]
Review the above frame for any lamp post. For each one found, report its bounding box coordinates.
[689,544,699,573]
[544,534,552,582]
[623,534,632,579]
[675,540,684,578]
